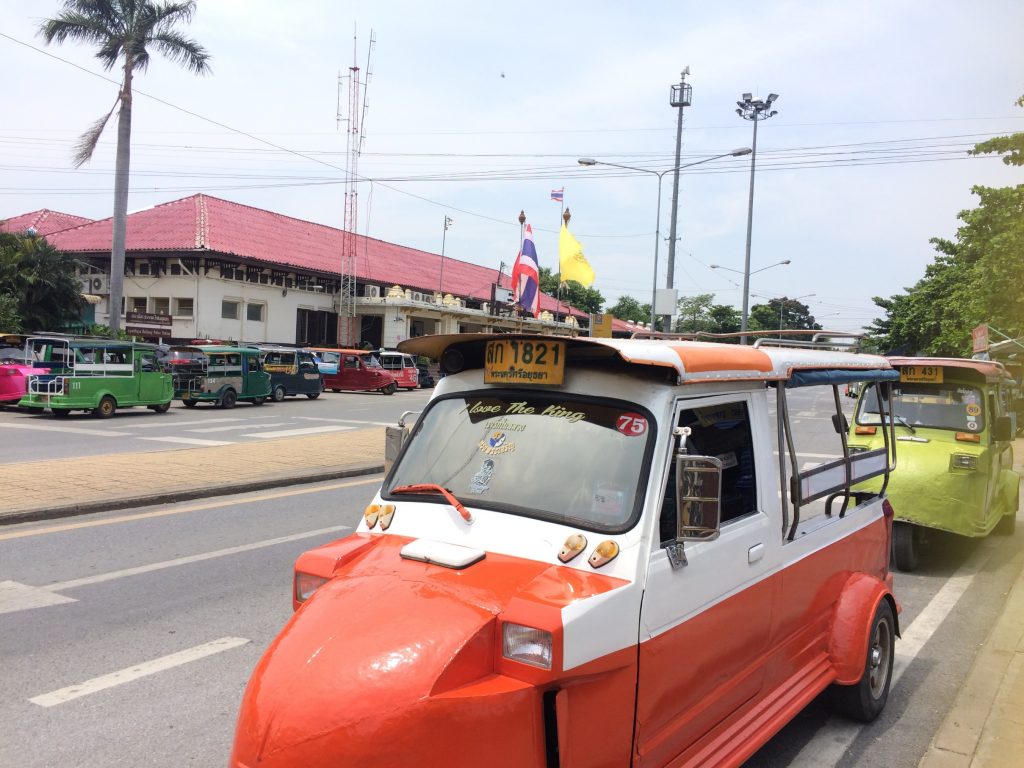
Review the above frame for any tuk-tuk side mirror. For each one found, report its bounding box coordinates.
[675,455,723,543]
[992,415,1013,443]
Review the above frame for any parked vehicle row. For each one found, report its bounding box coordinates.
[1,335,430,418]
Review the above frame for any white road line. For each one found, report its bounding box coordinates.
[118,417,245,429]
[137,436,234,446]
[29,636,250,707]
[186,422,288,433]
[245,425,356,438]
[48,525,349,592]
[0,580,77,614]
[0,423,130,437]
[786,542,995,768]
[296,417,395,426]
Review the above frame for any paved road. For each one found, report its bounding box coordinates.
[0,388,431,463]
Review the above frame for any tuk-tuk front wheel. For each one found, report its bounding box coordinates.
[382,382,398,395]
[252,396,267,406]
[93,395,117,419]
[149,402,171,414]
[829,599,895,722]
[51,408,71,418]
[272,385,286,402]
[182,399,197,408]
[892,522,918,572]
[220,389,238,409]
[306,392,321,399]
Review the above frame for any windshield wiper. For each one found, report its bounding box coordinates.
[391,483,474,523]
[892,414,916,434]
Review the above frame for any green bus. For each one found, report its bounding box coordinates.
[21,336,173,418]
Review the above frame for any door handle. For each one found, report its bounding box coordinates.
[748,543,765,564]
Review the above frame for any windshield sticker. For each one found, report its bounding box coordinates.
[469,459,495,494]
[479,431,516,455]
[616,413,648,436]
[694,403,746,427]
[592,483,627,522]
[486,417,527,432]
[466,399,588,424]
[967,420,978,431]
[966,403,981,417]
[558,533,588,564]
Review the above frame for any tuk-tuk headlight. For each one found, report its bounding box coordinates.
[294,572,329,603]
[950,454,978,471]
[502,623,552,669]
[848,445,869,454]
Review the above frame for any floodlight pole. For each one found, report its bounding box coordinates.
[736,92,779,344]
[665,68,692,331]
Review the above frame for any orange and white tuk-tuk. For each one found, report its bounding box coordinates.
[231,333,901,768]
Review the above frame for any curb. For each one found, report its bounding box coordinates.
[0,463,385,527]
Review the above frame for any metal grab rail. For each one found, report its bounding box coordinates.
[28,376,66,395]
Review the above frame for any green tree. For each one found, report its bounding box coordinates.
[749,297,821,332]
[538,267,604,314]
[0,232,85,331]
[0,294,21,332]
[674,293,716,333]
[40,0,211,334]
[606,295,649,324]
[869,96,1024,355]
[708,304,742,338]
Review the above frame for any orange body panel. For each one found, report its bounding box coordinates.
[667,345,773,374]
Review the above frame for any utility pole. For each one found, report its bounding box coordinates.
[438,215,452,295]
[665,67,692,331]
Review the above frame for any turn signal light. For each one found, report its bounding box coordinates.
[294,572,329,604]
[502,623,553,669]
[955,432,981,443]
[855,426,877,435]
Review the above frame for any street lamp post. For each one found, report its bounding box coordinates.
[778,293,815,331]
[736,92,779,344]
[579,147,751,333]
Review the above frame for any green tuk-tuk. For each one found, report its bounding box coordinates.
[20,336,173,418]
[848,357,1020,570]
[168,345,271,408]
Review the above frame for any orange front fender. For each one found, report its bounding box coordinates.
[828,572,900,685]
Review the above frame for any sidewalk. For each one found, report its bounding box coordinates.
[0,427,386,526]
[919,439,1024,768]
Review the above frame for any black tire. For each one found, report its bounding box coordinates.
[52,407,71,418]
[93,395,117,419]
[272,385,286,402]
[306,392,321,399]
[830,600,895,722]
[149,401,171,414]
[252,396,267,406]
[891,522,918,572]
[220,388,237,409]
[331,388,341,393]
[382,382,397,396]
[182,399,197,408]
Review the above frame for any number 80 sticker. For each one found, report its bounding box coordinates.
[616,413,648,436]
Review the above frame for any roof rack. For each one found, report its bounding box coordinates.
[753,330,865,352]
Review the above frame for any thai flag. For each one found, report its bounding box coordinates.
[550,188,564,202]
[511,224,540,316]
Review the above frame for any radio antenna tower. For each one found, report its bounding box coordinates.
[336,28,375,346]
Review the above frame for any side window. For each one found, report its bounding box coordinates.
[345,355,359,369]
[660,401,758,544]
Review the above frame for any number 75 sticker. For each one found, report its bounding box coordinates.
[616,413,648,436]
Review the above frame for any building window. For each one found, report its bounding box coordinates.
[138,262,151,275]
[246,303,265,322]
[130,296,147,312]
[173,297,194,317]
[152,297,170,315]
[170,263,182,276]
[222,300,240,320]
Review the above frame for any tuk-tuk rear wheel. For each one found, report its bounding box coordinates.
[51,408,71,418]
[382,382,398,395]
[220,389,238,409]
[996,510,1016,535]
[252,396,266,405]
[182,399,197,408]
[93,395,117,419]
[150,402,171,414]
[272,385,286,402]
[306,392,320,399]
[892,522,918,572]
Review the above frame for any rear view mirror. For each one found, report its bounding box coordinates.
[675,456,723,542]
[992,415,1013,443]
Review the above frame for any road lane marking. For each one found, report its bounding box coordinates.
[246,425,356,438]
[296,417,397,426]
[29,636,250,707]
[786,541,996,768]
[0,475,382,542]
[186,422,288,433]
[137,436,234,446]
[0,423,131,437]
[118,417,246,429]
[48,525,350,592]
[0,580,77,614]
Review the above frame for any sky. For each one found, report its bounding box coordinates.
[2,0,1023,331]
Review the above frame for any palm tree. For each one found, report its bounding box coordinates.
[40,1,211,333]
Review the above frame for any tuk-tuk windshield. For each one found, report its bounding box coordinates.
[385,392,654,532]
[856,382,986,433]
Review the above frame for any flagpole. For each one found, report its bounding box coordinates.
[517,210,526,323]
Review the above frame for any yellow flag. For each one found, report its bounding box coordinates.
[559,223,595,287]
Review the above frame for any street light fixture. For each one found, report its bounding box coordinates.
[578,147,752,332]
[736,91,779,343]
[709,259,790,276]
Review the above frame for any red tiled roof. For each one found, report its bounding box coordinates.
[1,209,93,236]
[45,194,584,316]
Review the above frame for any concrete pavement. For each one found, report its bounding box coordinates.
[1,428,1021,766]
[0,427,385,525]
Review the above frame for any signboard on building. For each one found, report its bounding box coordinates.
[491,284,514,305]
[125,326,164,339]
[126,311,172,327]
[590,313,613,338]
